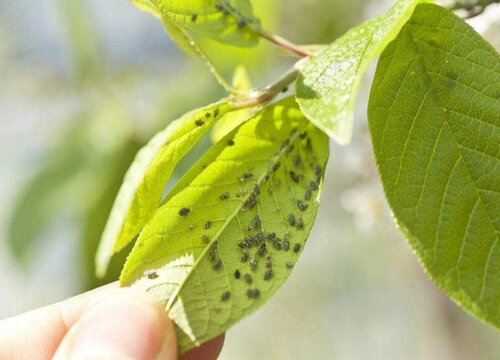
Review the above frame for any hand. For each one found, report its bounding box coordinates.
[0,283,224,360]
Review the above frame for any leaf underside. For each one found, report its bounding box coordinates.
[131,0,261,47]
[120,98,330,353]
[96,100,231,277]
[369,4,500,328]
[296,0,430,145]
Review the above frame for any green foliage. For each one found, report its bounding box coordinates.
[368,4,500,328]
[96,100,232,277]
[131,0,261,47]
[296,0,430,145]
[120,98,329,352]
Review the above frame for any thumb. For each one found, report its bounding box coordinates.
[53,290,177,360]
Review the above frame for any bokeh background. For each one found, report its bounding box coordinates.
[1,1,499,359]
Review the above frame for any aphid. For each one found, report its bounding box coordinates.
[267,232,276,240]
[215,2,223,10]
[306,138,313,151]
[205,112,211,118]
[188,224,195,231]
[265,260,272,269]
[241,252,249,262]
[246,288,261,299]
[296,218,304,229]
[244,273,253,284]
[244,196,256,209]
[280,139,290,151]
[315,164,322,178]
[289,171,303,183]
[234,269,241,279]
[286,144,294,154]
[219,192,230,200]
[252,185,260,196]
[146,271,158,280]
[239,241,249,249]
[288,213,296,226]
[213,108,220,117]
[213,260,222,270]
[273,240,282,250]
[191,14,198,21]
[179,208,190,216]
[242,172,253,180]
[272,162,281,172]
[252,215,261,229]
[304,190,312,201]
[237,19,247,28]
[195,119,204,126]
[211,241,218,250]
[297,200,309,212]
[256,230,264,241]
[310,181,319,191]
[294,154,302,167]
[282,239,290,251]
[299,131,307,140]
[257,244,266,256]
[228,139,235,146]
[202,235,210,243]
[293,243,301,253]
[250,258,258,271]
[221,291,231,302]
[203,221,212,230]
[210,250,217,261]
[265,253,272,261]
[281,86,288,93]
[286,262,294,269]
[264,269,273,280]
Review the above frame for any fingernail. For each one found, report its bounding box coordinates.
[55,291,176,360]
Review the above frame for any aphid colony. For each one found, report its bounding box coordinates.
[156,125,323,306]
[189,1,256,29]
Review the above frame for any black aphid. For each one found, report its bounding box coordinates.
[289,171,303,183]
[252,185,260,196]
[299,132,307,140]
[203,221,212,230]
[215,2,223,10]
[246,288,260,299]
[188,224,195,231]
[244,273,253,284]
[281,86,288,93]
[205,112,211,118]
[239,241,249,249]
[210,250,216,261]
[265,260,272,269]
[286,144,294,154]
[179,208,190,216]
[213,260,222,270]
[219,192,230,200]
[286,262,294,269]
[214,108,220,117]
[146,271,158,280]
[267,232,276,240]
[243,172,253,179]
[202,235,210,243]
[256,230,264,241]
[257,244,266,256]
[315,164,322,178]
[282,240,290,251]
[221,291,231,302]
[228,139,235,146]
[288,213,296,226]
[304,190,312,201]
[195,119,204,126]
[244,196,256,209]
[296,218,304,229]
[264,269,273,280]
[250,258,258,271]
[237,19,247,28]
[273,240,282,250]
[234,269,241,279]
[294,155,302,167]
[191,14,198,21]
[272,162,281,172]
[297,200,309,212]
[252,215,261,229]
[310,181,319,191]
[293,243,301,253]
[241,252,249,262]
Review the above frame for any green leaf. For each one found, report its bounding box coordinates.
[96,100,231,277]
[296,0,430,145]
[368,4,500,328]
[120,98,329,353]
[131,0,261,47]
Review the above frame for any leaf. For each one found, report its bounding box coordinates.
[131,0,261,47]
[211,65,256,143]
[120,98,330,353]
[96,100,231,277]
[296,0,430,145]
[368,4,500,328]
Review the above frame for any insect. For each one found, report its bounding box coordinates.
[221,291,231,302]
[315,164,322,178]
[310,181,319,191]
[264,269,273,280]
[241,252,249,262]
[250,258,258,271]
[244,273,253,284]
[267,232,276,240]
[297,200,308,212]
[304,190,312,201]
[246,288,260,299]
[213,260,222,270]
[213,108,220,117]
[179,208,190,216]
[272,162,281,172]
[296,218,304,229]
[257,244,266,256]
[219,192,230,200]
[281,86,288,93]
[203,221,212,230]
[282,240,290,251]
[191,14,198,21]
[146,271,158,280]
[205,112,211,118]
[215,3,223,11]
[228,139,235,146]
[286,262,294,269]
[195,119,204,126]
[288,214,296,226]
[256,230,264,241]
[293,243,301,253]
[265,260,272,269]
[202,235,210,243]
[234,269,241,279]
[289,171,303,183]
[237,19,247,28]
[294,155,302,167]
[252,215,261,229]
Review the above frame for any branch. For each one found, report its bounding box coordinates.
[448,0,499,19]
[256,30,313,58]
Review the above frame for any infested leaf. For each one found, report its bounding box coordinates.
[96,100,231,277]
[296,0,430,145]
[368,4,500,328]
[131,0,262,47]
[120,98,329,353]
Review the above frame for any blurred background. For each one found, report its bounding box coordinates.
[0,0,499,359]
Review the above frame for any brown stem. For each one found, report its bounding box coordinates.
[257,30,312,58]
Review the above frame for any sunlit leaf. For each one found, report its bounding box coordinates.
[120,98,330,353]
[96,100,231,277]
[296,0,430,145]
[368,4,500,328]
